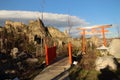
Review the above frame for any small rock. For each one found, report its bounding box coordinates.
[26,58,38,64]
[10,47,18,58]
[5,69,16,74]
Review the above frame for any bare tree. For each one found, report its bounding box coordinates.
[67,15,73,35]
[41,0,45,21]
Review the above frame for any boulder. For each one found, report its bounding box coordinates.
[5,69,16,74]
[95,56,117,71]
[10,47,19,58]
[109,39,120,58]
[26,58,38,64]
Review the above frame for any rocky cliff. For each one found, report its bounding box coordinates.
[28,19,49,37]
[47,26,69,38]
[2,19,69,43]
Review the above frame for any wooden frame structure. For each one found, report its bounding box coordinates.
[77,24,112,53]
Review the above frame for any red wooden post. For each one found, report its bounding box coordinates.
[45,44,49,65]
[68,42,72,65]
[82,29,86,53]
[102,27,107,46]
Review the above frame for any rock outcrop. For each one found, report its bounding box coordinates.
[47,27,69,38]
[95,56,117,71]
[28,19,48,37]
[109,39,120,58]
[3,19,69,43]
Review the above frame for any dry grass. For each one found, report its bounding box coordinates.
[69,45,100,80]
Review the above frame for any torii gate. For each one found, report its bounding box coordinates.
[77,24,112,53]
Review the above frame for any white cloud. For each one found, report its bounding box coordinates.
[0,10,88,28]
[0,10,90,37]
[0,10,115,38]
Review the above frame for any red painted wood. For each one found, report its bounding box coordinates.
[45,44,57,65]
[68,42,72,65]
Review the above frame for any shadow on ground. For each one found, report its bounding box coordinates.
[51,69,70,80]
[98,59,120,80]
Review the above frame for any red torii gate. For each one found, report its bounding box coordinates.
[77,24,112,53]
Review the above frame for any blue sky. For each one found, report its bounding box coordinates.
[0,0,120,37]
[0,0,120,25]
